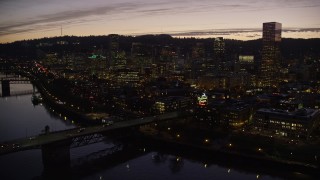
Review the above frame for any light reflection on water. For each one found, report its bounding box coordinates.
[0,84,76,140]
[81,151,282,180]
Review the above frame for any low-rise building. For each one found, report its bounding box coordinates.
[194,100,251,129]
[253,108,320,139]
[220,101,251,128]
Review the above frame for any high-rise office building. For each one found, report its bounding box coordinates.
[108,35,126,70]
[205,37,225,75]
[213,37,225,65]
[260,22,282,87]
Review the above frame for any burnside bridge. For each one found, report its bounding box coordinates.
[0,111,188,170]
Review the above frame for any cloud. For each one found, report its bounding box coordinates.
[284,28,320,33]
[1,0,320,40]
[0,2,141,36]
[0,1,187,36]
[168,28,320,38]
[169,28,260,36]
[0,1,191,36]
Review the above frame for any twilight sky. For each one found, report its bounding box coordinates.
[1,0,320,43]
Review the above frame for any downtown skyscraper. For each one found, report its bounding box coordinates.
[213,37,225,71]
[213,37,225,64]
[260,22,282,87]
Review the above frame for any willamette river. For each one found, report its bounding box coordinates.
[0,83,309,180]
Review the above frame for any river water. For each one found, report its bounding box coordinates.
[0,84,309,180]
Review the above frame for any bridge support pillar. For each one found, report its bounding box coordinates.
[41,140,72,179]
[33,84,36,94]
[1,80,10,97]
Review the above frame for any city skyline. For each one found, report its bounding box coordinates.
[1,0,320,43]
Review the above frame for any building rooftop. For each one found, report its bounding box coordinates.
[257,108,319,118]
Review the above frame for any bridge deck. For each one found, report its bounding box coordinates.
[0,111,185,155]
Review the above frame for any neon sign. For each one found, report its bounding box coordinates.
[198,93,208,106]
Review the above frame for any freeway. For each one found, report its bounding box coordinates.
[0,111,185,155]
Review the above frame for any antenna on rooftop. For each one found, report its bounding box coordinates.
[61,26,63,36]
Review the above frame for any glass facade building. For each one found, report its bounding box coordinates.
[260,22,282,87]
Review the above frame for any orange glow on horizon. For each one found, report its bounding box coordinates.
[1,29,319,44]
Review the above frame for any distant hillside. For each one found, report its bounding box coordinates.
[0,35,319,61]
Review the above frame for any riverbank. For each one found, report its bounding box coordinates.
[32,80,99,125]
[139,126,319,178]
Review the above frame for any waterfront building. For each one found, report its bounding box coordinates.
[152,96,192,114]
[220,101,251,128]
[253,108,320,139]
[194,99,251,129]
[260,22,282,87]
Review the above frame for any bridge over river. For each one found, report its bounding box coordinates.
[0,76,35,97]
[0,111,187,156]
